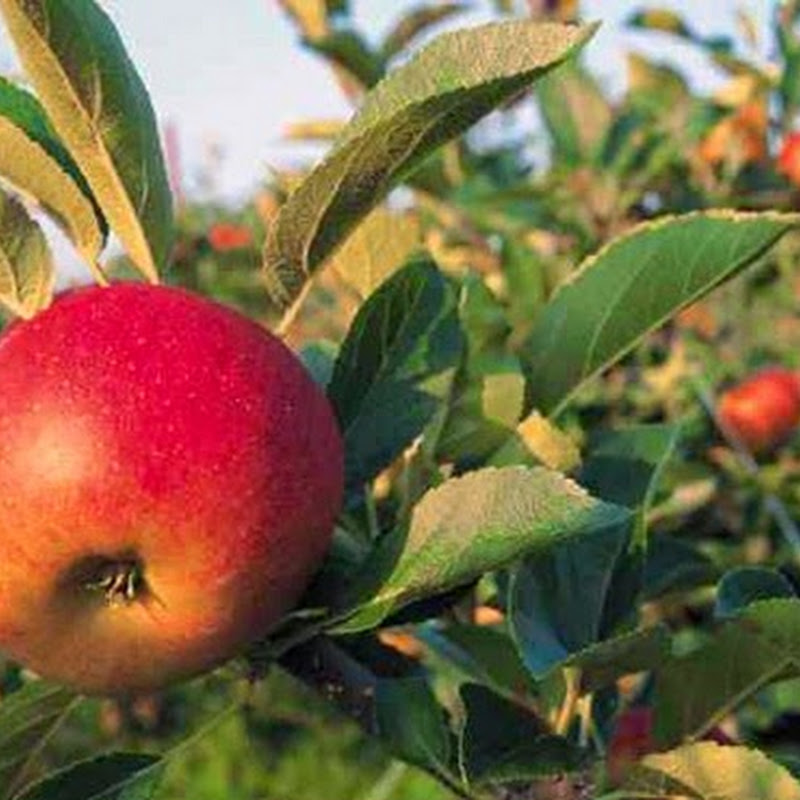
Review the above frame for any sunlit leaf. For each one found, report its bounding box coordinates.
[0,0,173,280]
[0,190,54,319]
[523,212,798,416]
[335,465,628,633]
[0,77,105,267]
[263,19,596,308]
[625,742,800,800]
[328,207,422,298]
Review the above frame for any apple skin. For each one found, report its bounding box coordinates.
[717,367,800,453]
[0,282,343,695]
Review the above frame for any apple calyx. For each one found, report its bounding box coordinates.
[66,553,148,607]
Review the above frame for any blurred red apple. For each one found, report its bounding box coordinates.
[778,132,800,187]
[207,222,252,252]
[717,367,800,453]
[607,706,655,784]
[0,283,343,695]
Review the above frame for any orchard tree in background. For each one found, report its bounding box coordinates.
[3,2,800,800]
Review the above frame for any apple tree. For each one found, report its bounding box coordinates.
[2,2,800,799]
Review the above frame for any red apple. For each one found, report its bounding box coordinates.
[717,367,800,453]
[207,222,252,252]
[0,283,343,695]
[778,132,800,187]
[607,706,655,784]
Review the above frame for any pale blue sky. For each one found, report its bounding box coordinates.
[0,1,774,202]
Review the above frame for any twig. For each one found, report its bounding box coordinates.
[555,667,582,737]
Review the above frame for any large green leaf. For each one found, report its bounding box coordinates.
[0,77,105,268]
[458,683,583,785]
[263,19,596,308]
[0,683,77,800]
[328,207,422,299]
[0,190,54,318]
[653,625,790,748]
[653,600,800,747]
[623,742,800,800]
[509,424,678,680]
[334,465,628,633]
[14,753,162,800]
[375,677,452,776]
[523,212,798,416]
[509,523,637,679]
[327,256,463,501]
[0,0,173,280]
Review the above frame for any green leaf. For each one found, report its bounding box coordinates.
[458,683,583,785]
[580,423,680,548]
[375,677,451,775]
[0,77,105,267]
[523,212,798,416]
[437,366,525,465]
[0,683,76,800]
[327,256,463,501]
[642,534,717,601]
[0,0,173,281]
[626,8,694,39]
[571,626,671,693]
[263,19,596,308]
[14,753,162,800]
[510,424,678,680]
[328,207,422,299]
[419,623,535,698]
[0,190,54,319]
[489,409,581,473]
[625,742,800,800]
[335,465,628,633]
[381,3,468,60]
[653,626,787,748]
[652,600,800,747]
[509,523,635,678]
[715,567,796,620]
[536,60,612,166]
[437,276,525,465]
[304,30,385,89]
